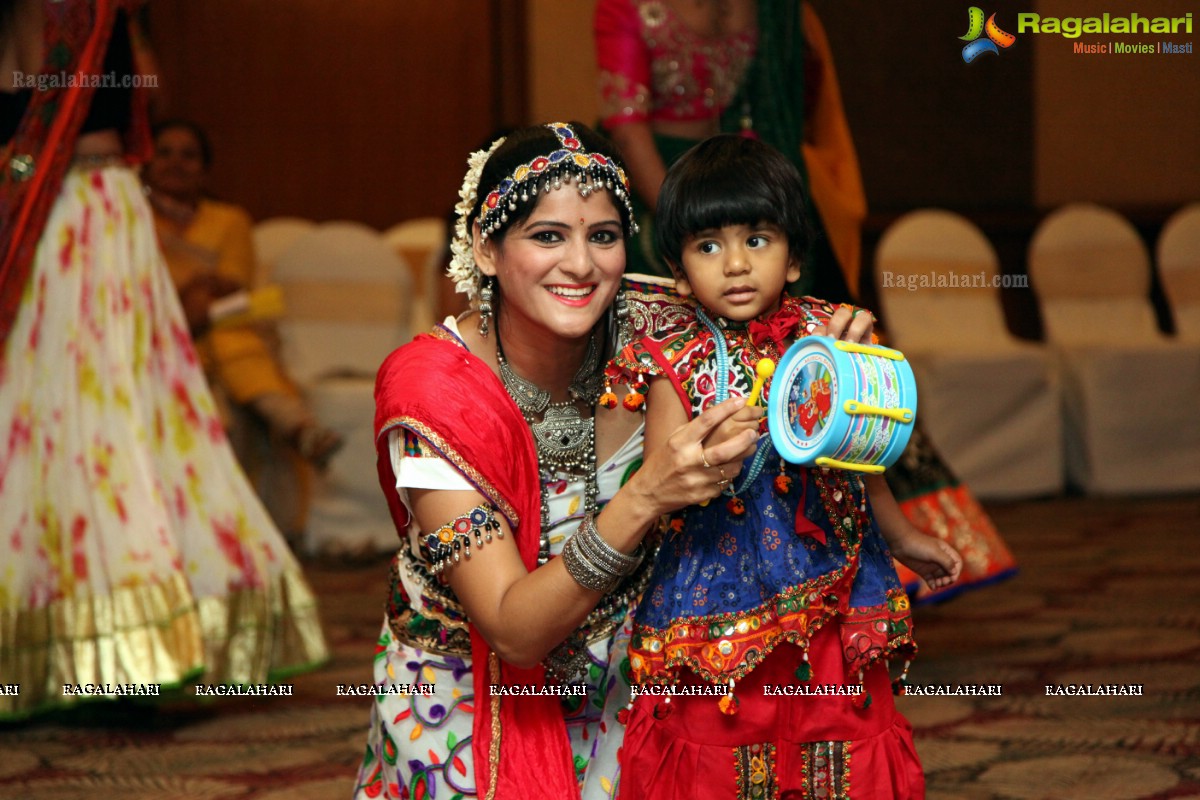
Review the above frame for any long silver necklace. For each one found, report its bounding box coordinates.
[495,332,602,565]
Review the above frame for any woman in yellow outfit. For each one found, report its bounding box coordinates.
[143,119,342,541]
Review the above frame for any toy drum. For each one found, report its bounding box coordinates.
[767,336,917,474]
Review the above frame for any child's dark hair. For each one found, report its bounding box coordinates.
[654,134,810,271]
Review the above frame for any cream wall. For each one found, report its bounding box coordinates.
[528,0,600,124]
[1034,0,1200,208]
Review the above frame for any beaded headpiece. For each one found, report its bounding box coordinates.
[447,122,638,301]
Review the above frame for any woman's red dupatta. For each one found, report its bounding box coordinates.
[374,331,581,800]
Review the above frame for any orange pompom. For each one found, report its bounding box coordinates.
[623,392,646,411]
[718,691,739,716]
[600,390,618,409]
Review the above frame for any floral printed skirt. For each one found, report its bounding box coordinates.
[354,618,631,800]
[0,164,328,719]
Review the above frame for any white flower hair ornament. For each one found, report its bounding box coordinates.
[447,135,507,302]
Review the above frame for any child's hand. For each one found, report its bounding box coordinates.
[889,529,963,591]
[706,403,764,450]
[814,304,874,344]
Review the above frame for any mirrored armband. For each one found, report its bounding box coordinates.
[421,504,504,575]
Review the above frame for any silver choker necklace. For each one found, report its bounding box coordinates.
[496,334,601,476]
[495,332,602,564]
[497,334,603,412]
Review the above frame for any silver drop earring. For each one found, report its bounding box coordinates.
[614,288,631,347]
[478,277,494,338]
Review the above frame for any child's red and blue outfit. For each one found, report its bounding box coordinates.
[606,295,925,799]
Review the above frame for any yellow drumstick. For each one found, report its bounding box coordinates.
[746,358,775,406]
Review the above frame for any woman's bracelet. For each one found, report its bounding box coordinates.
[574,513,643,575]
[560,513,644,594]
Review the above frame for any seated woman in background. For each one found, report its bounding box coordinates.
[143,119,342,542]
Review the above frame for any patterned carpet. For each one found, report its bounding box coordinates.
[1,494,1198,799]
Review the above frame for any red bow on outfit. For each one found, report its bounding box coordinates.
[748,299,805,354]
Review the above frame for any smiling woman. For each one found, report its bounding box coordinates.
[353,122,759,800]
[475,186,627,345]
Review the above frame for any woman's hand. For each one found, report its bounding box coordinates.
[632,388,758,520]
[705,401,764,460]
[814,303,875,344]
[178,273,241,336]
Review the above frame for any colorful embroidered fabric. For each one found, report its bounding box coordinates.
[617,278,1017,611]
[595,0,756,127]
[607,296,915,687]
[356,319,645,800]
[607,294,817,421]
[617,637,926,798]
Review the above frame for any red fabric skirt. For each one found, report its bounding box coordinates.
[617,628,925,799]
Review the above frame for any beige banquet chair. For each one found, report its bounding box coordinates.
[875,209,1062,499]
[385,217,448,335]
[272,222,414,555]
[1028,203,1200,495]
[1156,203,1200,341]
[251,216,315,287]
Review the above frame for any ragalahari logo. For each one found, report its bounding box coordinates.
[960,7,1017,62]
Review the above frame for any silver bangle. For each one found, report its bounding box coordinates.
[574,513,643,576]
[561,533,619,593]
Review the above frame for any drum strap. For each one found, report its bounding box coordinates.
[696,306,777,495]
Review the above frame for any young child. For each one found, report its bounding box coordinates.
[605,135,962,799]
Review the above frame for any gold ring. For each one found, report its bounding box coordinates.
[716,477,732,487]
[701,451,712,469]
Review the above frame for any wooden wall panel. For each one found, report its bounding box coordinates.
[815,0,1035,213]
[146,0,504,229]
[1033,0,1200,209]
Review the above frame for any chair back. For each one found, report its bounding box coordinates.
[384,217,448,333]
[251,216,316,287]
[1028,203,1161,346]
[875,209,1012,351]
[273,222,413,383]
[1156,203,1200,340]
